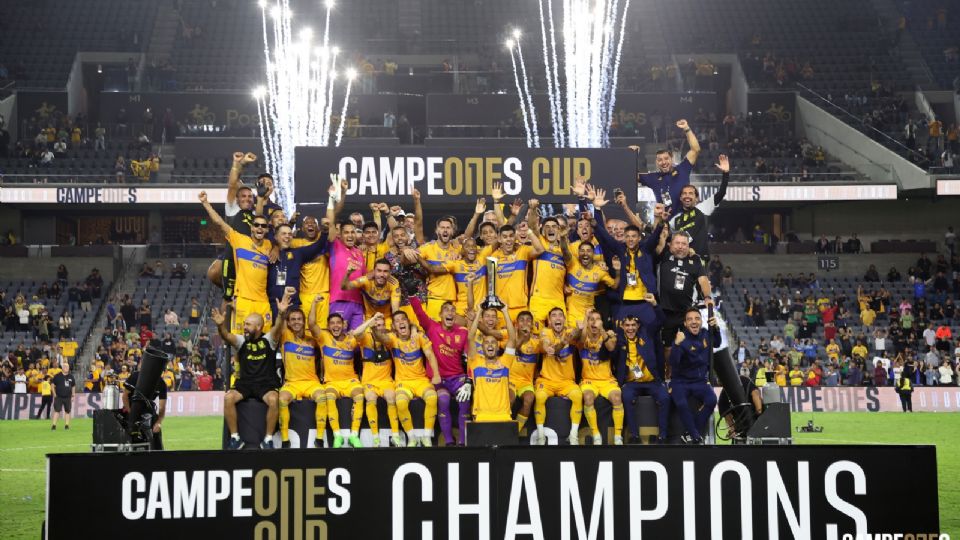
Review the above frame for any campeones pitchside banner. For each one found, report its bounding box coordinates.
[3,387,959,420]
[294,147,636,205]
[46,446,939,539]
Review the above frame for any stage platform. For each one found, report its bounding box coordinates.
[46,444,939,539]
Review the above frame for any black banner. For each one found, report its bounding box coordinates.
[426,93,719,135]
[47,445,939,539]
[295,146,635,204]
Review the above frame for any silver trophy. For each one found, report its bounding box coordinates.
[481,256,505,310]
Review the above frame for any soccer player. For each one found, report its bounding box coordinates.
[326,178,367,330]
[635,118,701,214]
[489,224,545,322]
[565,242,620,325]
[215,290,292,450]
[373,311,442,447]
[357,313,401,447]
[293,216,331,331]
[206,152,256,292]
[533,307,583,445]
[527,201,569,329]
[200,190,274,335]
[408,296,470,446]
[614,306,671,444]
[276,301,327,449]
[511,311,540,433]
[670,154,730,261]
[419,216,461,320]
[308,296,382,448]
[466,302,517,423]
[669,308,720,444]
[341,258,401,322]
[576,310,624,445]
[360,214,390,271]
[432,236,486,321]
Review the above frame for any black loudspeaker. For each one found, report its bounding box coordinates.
[745,402,792,440]
[128,347,168,430]
[465,422,518,446]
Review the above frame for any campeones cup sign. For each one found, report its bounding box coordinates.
[46,446,939,539]
[294,147,636,205]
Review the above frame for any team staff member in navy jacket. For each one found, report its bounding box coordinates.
[613,299,671,444]
[669,307,720,444]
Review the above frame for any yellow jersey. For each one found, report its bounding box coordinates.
[227,229,272,302]
[161,370,175,390]
[538,328,576,382]
[382,333,431,381]
[362,241,390,273]
[511,337,541,385]
[577,333,615,382]
[358,332,393,383]
[281,329,320,383]
[530,237,566,302]
[353,276,401,317]
[292,237,330,294]
[40,380,52,396]
[443,259,486,313]
[490,245,536,309]
[419,241,460,301]
[623,248,647,301]
[623,335,655,383]
[470,353,514,420]
[565,259,616,316]
[317,332,359,382]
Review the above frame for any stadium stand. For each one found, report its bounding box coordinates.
[0,0,157,89]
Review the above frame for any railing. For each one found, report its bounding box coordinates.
[691,171,868,183]
[145,244,222,259]
[796,83,931,165]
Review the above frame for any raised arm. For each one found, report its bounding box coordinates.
[491,182,507,226]
[677,119,701,165]
[462,197,486,240]
[308,295,325,337]
[210,307,238,347]
[590,188,622,257]
[350,313,384,338]
[268,288,294,344]
[412,188,425,245]
[712,154,730,206]
[340,261,362,291]
[255,183,274,217]
[501,304,517,349]
[526,198,541,232]
[526,227,546,257]
[408,295,436,333]
[199,191,234,237]
[466,307,482,359]
[616,191,645,229]
[326,175,346,243]
[227,152,256,206]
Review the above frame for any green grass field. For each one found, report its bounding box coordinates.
[1,413,957,539]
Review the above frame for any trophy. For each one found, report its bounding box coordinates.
[481,256,505,310]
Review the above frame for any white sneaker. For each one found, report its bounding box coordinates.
[568,432,579,446]
[533,429,546,445]
[419,436,433,447]
[592,434,602,445]
[614,435,624,446]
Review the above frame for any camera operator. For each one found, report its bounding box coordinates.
[122,362,168,450]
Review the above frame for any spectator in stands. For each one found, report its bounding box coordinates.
[138,263,154,278]
[887,267,902,282]
[163,309,180,332]
[873,360,887,386]
[115,155,126,183]
[171,263,187,279]
[58,312,72,338]
[939,362,955,386]
[154,260,166,279]
[78,284,91,313]
[139,299,152,328]
[86,269,103,298]
[196,369,213,391]
[188,298,200,325]
[52,139,67,157]
[39,147,54,167]
[864,265,881,283]
[120,296,137,330]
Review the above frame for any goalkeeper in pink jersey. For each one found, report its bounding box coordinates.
[408,296,471,445]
